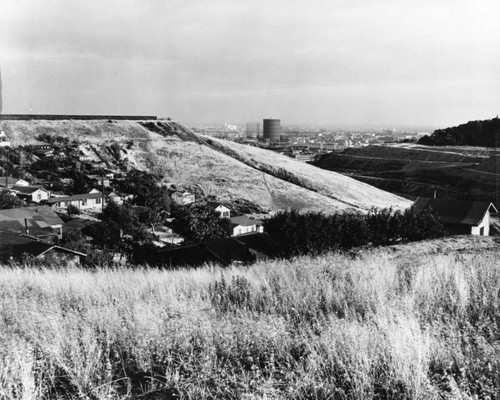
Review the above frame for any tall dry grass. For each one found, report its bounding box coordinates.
[1,247,500,399]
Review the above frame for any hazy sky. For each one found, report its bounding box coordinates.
[0,0,499,127]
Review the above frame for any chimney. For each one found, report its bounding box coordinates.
[24,218,30,236]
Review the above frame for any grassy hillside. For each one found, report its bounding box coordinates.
[0,119,410,212]
[313,144,500,202]
[1,236,499,399]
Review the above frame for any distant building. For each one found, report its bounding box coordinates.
[263,119,281,143]
[412,197,498,236]
[246,122,260,138]
[172,191,195,205]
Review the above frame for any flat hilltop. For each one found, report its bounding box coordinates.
[1,235,499,399]
[1,119,411,212]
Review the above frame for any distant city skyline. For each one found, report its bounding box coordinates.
[0,0,498,128]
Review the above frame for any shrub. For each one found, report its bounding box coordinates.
[67,204,80,215]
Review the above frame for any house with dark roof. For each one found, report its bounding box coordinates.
[230,216,263,236]
[413,197,498,236]
[10,185,50,203]
[0,230,86,266]
[147,232,279,267]
[0,206,63,240]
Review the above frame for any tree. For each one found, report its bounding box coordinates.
[67,204,80,215]
[0,190,25,209]
[170,204,232,242]
[83,202,153,257]
[119,169,171,229]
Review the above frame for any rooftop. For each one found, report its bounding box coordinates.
[413,197,498,226]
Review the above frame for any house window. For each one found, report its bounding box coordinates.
[37,193,42,200]
[222,211,229,218]
[81,199,87,206]
[96,197,102,204]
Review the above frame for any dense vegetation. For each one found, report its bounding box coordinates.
[264,207,444,257]
[170,203,232,243]
[1,240,500,399]
[419,117,500,147]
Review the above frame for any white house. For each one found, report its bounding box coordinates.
[413,197,498,236]
[172,191,195,205]
[10,185,50,203]
[0,131,11,147]
[208,202,231,218]
[0,177,29,189]
[108,191,134,205]
[230,216,264,237]
[49,190,106,211]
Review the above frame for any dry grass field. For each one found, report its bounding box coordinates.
[1,236,500,399]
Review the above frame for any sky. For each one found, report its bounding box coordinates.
[0,0,499,128]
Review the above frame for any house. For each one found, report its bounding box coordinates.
[0,177,29,189]
[0,131,11,147]
[48,190,106,211]
[0,230,86,266]
[172,191,195,205]
[108,191,134,205]
[33,145,54,157]
[412,197,498,236]
[146,232,279,267]
[10,185,50,203]
[0,206,64,240]
[208,202,231,218]
[87,175,111,188]
[230,216,264,236]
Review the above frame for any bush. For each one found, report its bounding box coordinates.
[66,204,80,215]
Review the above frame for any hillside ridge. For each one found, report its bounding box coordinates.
[0,118,411,212]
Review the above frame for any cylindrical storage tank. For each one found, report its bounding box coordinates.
[263,119,281,143]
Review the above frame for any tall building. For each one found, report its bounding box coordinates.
[263,119,281,143]
[246,122,260,138]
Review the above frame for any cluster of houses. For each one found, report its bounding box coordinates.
[0,169,268,265]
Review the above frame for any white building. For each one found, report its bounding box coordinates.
[49,191,106,211]
[0,131,11,147]
[172,191,195,205]
[10,185,50,203]
[230,216,263,237]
